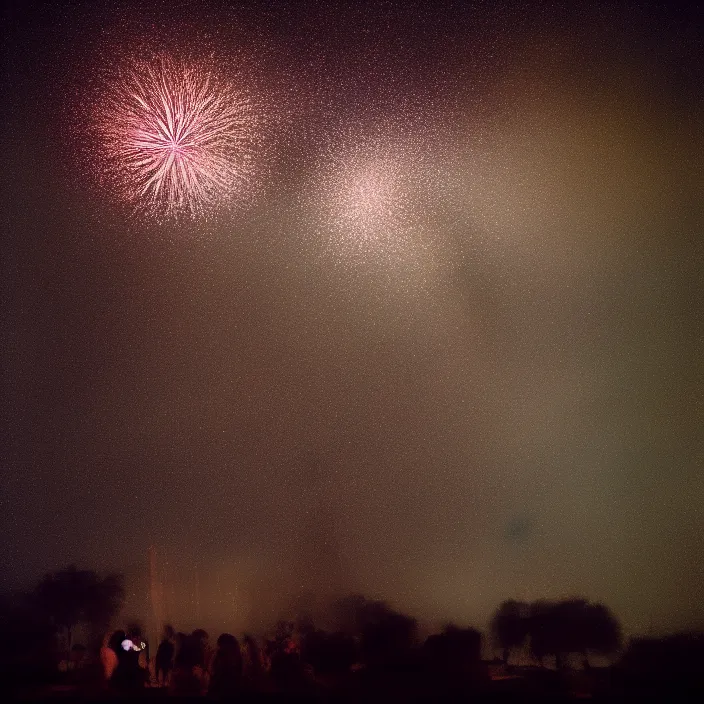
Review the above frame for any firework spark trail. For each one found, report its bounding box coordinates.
[92,56,264,220]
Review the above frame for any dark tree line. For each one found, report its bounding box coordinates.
[0,565,124,688]
[490,598,621,668]
[32,565,125,650]
[283,595,485,697]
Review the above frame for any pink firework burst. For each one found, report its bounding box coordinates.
[92,56,263,220]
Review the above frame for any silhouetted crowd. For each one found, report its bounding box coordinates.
[96,622,349,697]
[97,625,265,696]
[89,614,489,699]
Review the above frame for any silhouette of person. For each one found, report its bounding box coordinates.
[111,631,148,694]
[243,634,264,689]
[171,632,203,696]
[192,628,212,671]
[208,633,243,699]
[155,625,176,686]
[100,632,119,683]
[269,635,304,691]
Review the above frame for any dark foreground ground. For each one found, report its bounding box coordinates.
[6,693,704,703]
[6,659,703,702]
[8,678,704,703]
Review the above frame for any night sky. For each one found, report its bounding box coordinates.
[1,0,702,637]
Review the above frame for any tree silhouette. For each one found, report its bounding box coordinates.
[423,624,482,674]
[529,598,621,669]
[301,629,358,676]
[86,572,124,640]
[490,600,530,664]
[529,600,566,667]
[331,594,418,668]
[274,620,295,644]
[359,602,417,669]
[581,602,621,665]
[0,592,56,685]
[332,594,371,635]
[421,625,486,696]
[33,565,124,650]
[617,632,704,697]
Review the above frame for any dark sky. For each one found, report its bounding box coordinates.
[1,0,702,637]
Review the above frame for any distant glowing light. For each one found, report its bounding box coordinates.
[331,153,407,246]
[309,128,442,263]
